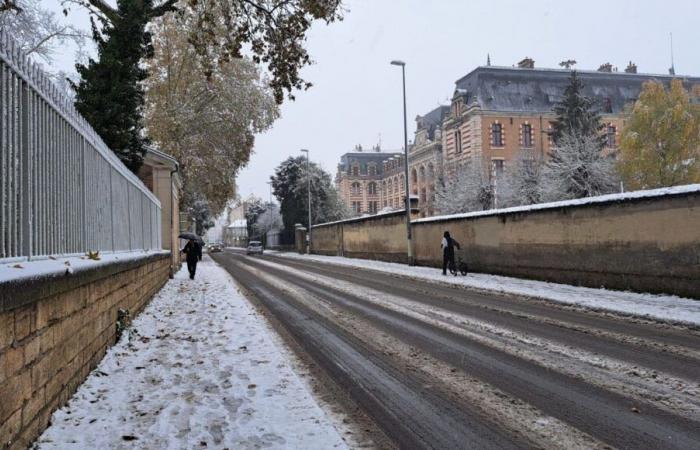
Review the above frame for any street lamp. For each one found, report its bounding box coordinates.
[390,59,413,265]
[300,149,311,254]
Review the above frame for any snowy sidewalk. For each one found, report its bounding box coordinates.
[36,258,347,449]
[271,252,700,327]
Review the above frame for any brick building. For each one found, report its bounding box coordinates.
[440,63,700,185]
[336,146,404,216]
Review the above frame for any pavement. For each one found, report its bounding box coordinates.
[35,257,348,450]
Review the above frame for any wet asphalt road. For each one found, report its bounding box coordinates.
[211,249,700,450]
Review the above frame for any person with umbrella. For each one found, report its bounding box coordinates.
[180,232,203,280]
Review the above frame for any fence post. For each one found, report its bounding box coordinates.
[20,79,32,258]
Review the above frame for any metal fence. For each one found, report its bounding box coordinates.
[0,30,161,261]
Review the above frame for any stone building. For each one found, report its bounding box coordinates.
[408,105,450,217]
[336,146,403,216]
[440,63,700,184]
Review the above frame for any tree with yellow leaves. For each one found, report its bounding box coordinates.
[618,79,700,190]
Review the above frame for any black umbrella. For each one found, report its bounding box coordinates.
[179,232,203,243]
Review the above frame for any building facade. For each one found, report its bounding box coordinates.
[336,146,403,216]
[440,64,700,186]
[408,105,450,217]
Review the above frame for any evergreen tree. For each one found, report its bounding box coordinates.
[270,156,347,233]
[550,71,604,145]
[72,0,156,172]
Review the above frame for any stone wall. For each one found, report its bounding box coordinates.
[309,188,700,299]
[0,253,170,449]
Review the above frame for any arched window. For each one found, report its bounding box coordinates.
[419,166,426,183]
[351,182,361,195]
[382,181,387,196]
[368,182,377,195]
[393,176,399,193]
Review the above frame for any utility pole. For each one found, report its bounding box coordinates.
[390,60,413,265]
[300,149,311,254]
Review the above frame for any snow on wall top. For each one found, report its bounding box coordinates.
[413,184,700,224]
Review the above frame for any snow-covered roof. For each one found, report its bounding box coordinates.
[413,184,700,224]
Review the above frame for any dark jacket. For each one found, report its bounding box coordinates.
[183,241,202,263]
[441,236,460,259]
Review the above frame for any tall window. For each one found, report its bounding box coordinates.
[351,201,361,214]
[394,177,399,193]
[368,182,377,195]
[368,164,376,176]
[606,125,617,148]
[522,124,533,148]
[352,165,359,176]
[492,123,503,147]
[388,179,393,196]
[419,166,426,183]
[369,201,378,214]
[454,129,462,153]
[492,159,505,178]
[351,182,361,195]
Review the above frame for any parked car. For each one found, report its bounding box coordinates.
[246,241,264,255]
[208,242,224,253]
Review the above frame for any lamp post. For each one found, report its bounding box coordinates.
[300,149,311,254]
[390,60,413,265]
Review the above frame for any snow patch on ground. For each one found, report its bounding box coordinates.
[271,252,700,326]
[36,258,347,450]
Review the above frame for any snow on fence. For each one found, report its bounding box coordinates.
[0,30,161,261]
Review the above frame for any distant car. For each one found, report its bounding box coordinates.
[208,242,224,253]
[246,241,264,255]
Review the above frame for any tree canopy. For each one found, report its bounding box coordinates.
[145,12,278,217]
[270,156,346,233]
[71,0,155,172]
[618,79,700,190]
[550,71,604,145]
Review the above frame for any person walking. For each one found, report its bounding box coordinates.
[441,231,461,276]
[183,238,202,280]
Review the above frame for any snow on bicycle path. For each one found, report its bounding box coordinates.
[36,257,348,450]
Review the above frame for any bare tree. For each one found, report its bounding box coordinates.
[0,0,85,64]
[435,158,494,214]
[499,150,544,207]
[541,132,618,202]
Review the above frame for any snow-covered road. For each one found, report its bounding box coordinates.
[35,258,348,450]
[270,251,700,326]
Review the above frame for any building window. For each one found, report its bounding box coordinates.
[368,201,378,214]
[454,129,462,153]
[394,177,399,193]
[351,182,361,195]
[419,166,426,183]
[492,123,503,147]
[606,125,617,148]
[368,182,377,195]
[492,159,505,178]
[352,165,359,176]
[368,164,377,176]
[351,201,361,214]
[522,124,533,148]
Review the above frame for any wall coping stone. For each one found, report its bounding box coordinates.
[413,184,700,224]
[0,251,170,313]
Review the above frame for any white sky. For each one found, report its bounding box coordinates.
[49,0,700,200]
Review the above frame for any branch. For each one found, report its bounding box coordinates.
[148,0,179,18]
[85,0,118,22]
[0,0,22,13]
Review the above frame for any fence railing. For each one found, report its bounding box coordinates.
[0,30,161,261]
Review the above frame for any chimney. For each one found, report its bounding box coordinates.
[597,62,613,72]
[624,61,638,74]
[517,57,535,69]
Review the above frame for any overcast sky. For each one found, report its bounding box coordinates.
[51,0,700,201]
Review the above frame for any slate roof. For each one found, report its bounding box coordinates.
[417,105,450,139]
[454,66,700,114]
[338,151,403,175]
